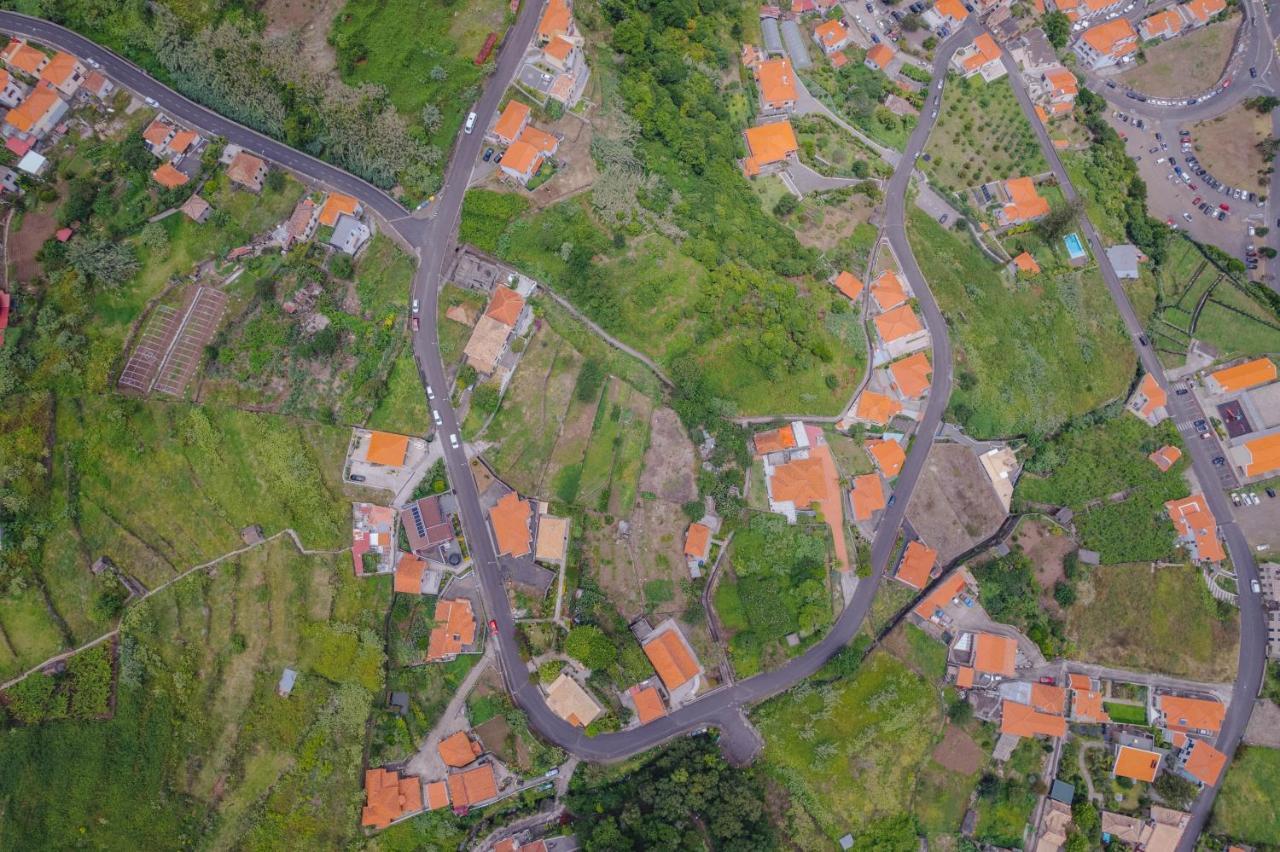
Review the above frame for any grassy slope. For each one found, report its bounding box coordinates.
[907,207,1136,437]
[1211,745,1280,845]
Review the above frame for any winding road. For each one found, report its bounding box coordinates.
[0,1,1269,844]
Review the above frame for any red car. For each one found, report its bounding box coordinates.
[1038,676,1056,685]
[488,619,498,636]
[1192,196,1202,205]
[411,316,420,332]
[1220,203,1230,212]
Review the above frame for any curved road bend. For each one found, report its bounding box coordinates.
[998,42,1267,850]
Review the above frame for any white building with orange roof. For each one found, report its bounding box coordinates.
[869,269,909,311]
[889,351,932,399]
[875,304,929,358]
[1181,0,1227,27]
[812,20,851,54]
[853,390,904,426]
[0,38,48,78]
[1205,356,1276,395]
[426,597,477,662]
[849,472,886,522]
[1231,432,1280,481]
[830,270,864,301]
[754,56,798,113]
[684,521,712,573]
[536,0,575,44]
[0,68,29,108]
[865,437,906,478]
[641,620,704,702]
[500,123,560,186]
[925,0,969,29]
[895,540,938,589]
[1036,67,1078,107]
[488,490,534,558]
[464,285,530,375]
[951,33,1005,80]
[1073,18,1138,69]
[1127,372,1168,425]
[742,119,799,177]
[1165,493,1225,563]
[1138,8,1184,41]
[997,177,1051,226]
[759,424,850,570]
[3,82,66,139]
[491,100,531,146]
[38,51,84,97]
[865,43,895,73]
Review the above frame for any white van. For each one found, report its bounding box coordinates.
[464,112,477,134]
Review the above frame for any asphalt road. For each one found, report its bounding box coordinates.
[1000,43,1268,851]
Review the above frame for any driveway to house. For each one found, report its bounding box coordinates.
[999,42,1268,852]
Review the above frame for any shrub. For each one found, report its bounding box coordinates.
[564,626,617,671]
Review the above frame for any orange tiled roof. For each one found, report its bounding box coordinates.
[425,780,450,810]
[447,763,498,807]
[743,120,798,167]
[871,270,907,310]
[361,767,423,828]
[1002,699,1067,738]
[518,124,558,155]
[426,598,476,661]
[1082,18,1137,57]
[962,33,1001,72]
[394,553,427,595]
[814,20,849,49]
[1072,689,1110,722]
[5,85,60,133]
[1160,694,1225,734]
[367,431,410,466]
[791,449,848,573]
[630,684,667,724]
[1032,683,1067,714]
[485,286,525,326]
[1114,746,1161,782]
[1141,8,1183,37]
[168,130,199,154]
[1184,0,1226,22]
[1165,494,1225,563]
[143,118,174,147]
[770,455,826,506]
[914,571,967,619]
[754,424,798,455]
[501,139,542,177]
[1148,445,1182,472]
[935,0,969,21]
[1013,252,1040,274]
[538,0,573,41]
[1241,432,1280,478]
[39,52,79,87]
[1068,673,1092,690]
[896,540,937,589]
[756,57,798,107]
[1210,357,1276,392]
[832,270,864,300]
[865,438,906,477]
[830,51,848,68]
[889,351,931,398]
[3,39,47,76]
[850,473,886,521]
[319,192,360,227]
[1183,739,1227,786]
[866,43,895,70]
[1045,67,1078,96]
[152,163,189,189]
[490,492,533,557]
[956,666,975,688]
[855,390,903,425]
[684,523,712,559]
[1002,177,1051,223]
[875,304,925,343]
[438,731,483,768]
[644,628,701,691]
[227,150,266,187]
[1035,104,1050,124]
[544,35,575,63]
[974,633,1016,676]
[1136,373,1167,418]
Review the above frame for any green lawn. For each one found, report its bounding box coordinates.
[755,652,942,837]
[1211,745,1280,845]
[926,76,1047,194]
[367,344,430,436]
[1103,702,1148,725]
[907,208,1138,437]
[1067,563,1238,681]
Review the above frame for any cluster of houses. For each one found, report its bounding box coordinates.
[0,37,113,183]
[461,277,534,378]
[278,190,372,256]
[515,0,589,110]
[1069,0,1225,70]
[487,99,560,186]
[1201,356,1280,483]
[361,729,502,828]
[1136,0,1227,43]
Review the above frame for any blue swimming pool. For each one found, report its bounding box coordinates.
[1064,232,1086,259]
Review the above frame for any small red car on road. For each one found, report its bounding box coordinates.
[488,619,498,636]
[1220,203,1230,212]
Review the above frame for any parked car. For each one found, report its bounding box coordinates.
[450,433,460,448]
[1250,66,1258,78]
[489,619,499,636]
[410,316,419,332]
[1213,456,1226,465]
[483,147,494,162]
[412,298,420,314]
[1253,579,1262,594]
[426,384,435,400]
[1267,488,1277,498]
[350,474,366,482]
[432,409,442,425]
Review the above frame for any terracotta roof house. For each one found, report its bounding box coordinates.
[870,270,908,310]
[365,431,410,467]
[38,52,85,97]
[974,633,1017,677]
[438,730,483,768]
[424,780,450,811]
[956,666,975,688]
[361,767,423,829]
[998,177,1051,226]
[1206,357,1276,394]
[286,197,319,244]
[4,83,66,137]
[875,304,927,353]
[764,440,849,571]
[1114,745,1161,782]
[813,20,852,54]
[850,472,886,521]
[753,421,804,455]
[542,35,577,71]
[167,130,199,156]
[742,120,799,177]
[486,286,526,325]
[1032,683,1067,714]
[1148,445,1182,472]
[913,572,967,620]
[393,553,429,595]
[1012,251,1040,275]
[1181,738,1227,786]
[755,56,799,111]
[865,437,906,477]
[889,351,932,398]
[152,162,189,189]
[854,390,903,425]
[684,522,712,563]
[1165,494,1225,563]
[180,194,211,223]
[426,598,476,662]
[142,117,177,153]
[447,763,498,809]
[1071,688,1110,722]
[537,0,575,44]
[953,33,1003,79]
[1128,372,1168,425]
[1234,432,1280,478]
[1001,700,1067,738]
[1,39,48,77]
[493,100,532,146]
[865,43,895,71]
[630,684,667,724]
[81,69,113,100]
[545,672,604,726]
[932,0,970,26]
[1043,67,1078,102]
[642,623,703,692]
[1157,694,1225,735]
[1139,8,1183,39]
[831,270,864,301]
[489,491,533,557]
[500,139,544,184]
[895,540,937,589]
[464,287,526,374]
[1073,18,1138,69]
[227,150,268,192]
[1183,0,1227,25]
[319,192,362,227]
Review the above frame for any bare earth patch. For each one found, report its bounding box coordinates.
[931,724,985,774]
[9,201,60,285]
[906,443,1007,563]
[637,407,698,504]
[1244,699,1280,748]
[1191,104,1272,191]
[1012,518,1076,614]
[1119,16,1240,98]
[792,196,875,252]
[526,113,597,211]
[262,0,344,78]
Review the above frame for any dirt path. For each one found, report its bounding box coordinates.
[404,642,495,779]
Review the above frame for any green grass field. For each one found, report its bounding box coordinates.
[907,208,1138,437]
[1103,702,1148,725]
[367,345,430,435]
[1067,564,1238,680]
[926,76,1047,194]
[1211,745,1280,845]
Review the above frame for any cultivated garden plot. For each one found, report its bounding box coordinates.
[924,76,1047,196]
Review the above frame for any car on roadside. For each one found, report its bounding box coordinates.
[1253,579,1262,594]
[432,409,442,426]
[1251,66,1258,78]
[489,619,499,636]
[350,474,366,482]
[1220,203,1230,212]
[1194,418,1207,430]
[410,316,419,332]
[426,384,435,400]
[1268,488,1277,498]
[450,433,459,448]
[412,298,420,314]
[1183,213,1193,222]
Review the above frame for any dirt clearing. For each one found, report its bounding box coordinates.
[931,724,985,774]
[1012,518,1077,614]
[1191,104,1272,192]
[638,407,698,504]
[1119,16,1240,98]
[262,0,343,77]
[9,203,60,285]
[906,443,1007,562]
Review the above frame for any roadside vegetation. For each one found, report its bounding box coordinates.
[1211,745,1280,846]
[925,76,1047,194]
[800,46,919,150]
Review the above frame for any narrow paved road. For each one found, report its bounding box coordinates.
[999,43,1268,851]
